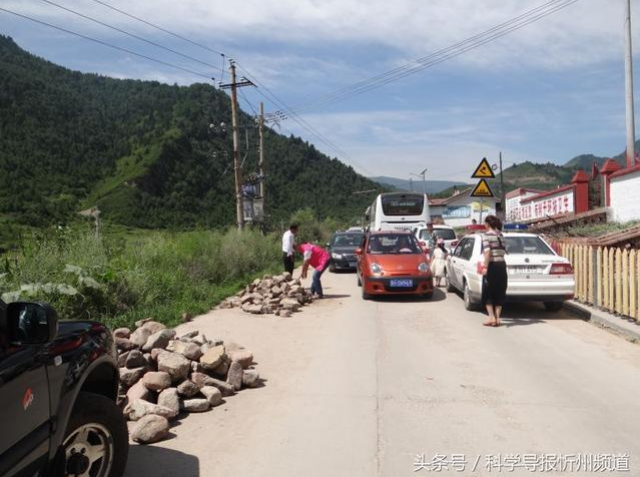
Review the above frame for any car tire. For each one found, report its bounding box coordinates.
[329,264,336,273]
[422,292,433,300]
[59,392,129,477]
[357,273,362,287]
[361,279,371,300]
[463,280,479,311]
[544,302,563,312]
[445,272,455,293]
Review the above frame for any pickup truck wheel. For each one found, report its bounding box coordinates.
[62,392,128,477]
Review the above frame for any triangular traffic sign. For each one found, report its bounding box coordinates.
[470,179,495,198]
[471,157,495,179]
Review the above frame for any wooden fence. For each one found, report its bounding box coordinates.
[561,243,639,320]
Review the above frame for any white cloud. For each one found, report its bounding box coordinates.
[8,0,633,71]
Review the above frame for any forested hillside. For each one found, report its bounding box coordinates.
[0,35,383,228]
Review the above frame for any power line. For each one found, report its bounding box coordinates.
[0,7,213,80]
[40,0,225,79]
[272,0,580,118]
[86,0,227,57]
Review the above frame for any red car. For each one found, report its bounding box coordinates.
[356,231,434,300]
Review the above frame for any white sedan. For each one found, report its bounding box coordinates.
[445,232,575,311]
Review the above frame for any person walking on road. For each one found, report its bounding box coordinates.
[282,223,298,275]
[481,215,508,327]
[430,238,448,287]
[298,243,331,298]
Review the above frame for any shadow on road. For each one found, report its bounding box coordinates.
[482,302,581,328]
[124,444,200,477]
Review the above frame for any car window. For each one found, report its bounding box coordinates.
[459,237,476,261]
[453,238,468,257]
[433,229,456,240]
[504,236,554,255]
[367,234,421,254]
[419,229,433,242]
[331,233,364,247]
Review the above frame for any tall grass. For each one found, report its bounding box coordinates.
[1,227,281,329]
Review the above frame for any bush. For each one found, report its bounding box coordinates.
[0,227,280,329]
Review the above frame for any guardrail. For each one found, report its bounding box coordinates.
[561,243,639,321]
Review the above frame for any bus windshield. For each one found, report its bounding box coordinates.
[381,194,425,216]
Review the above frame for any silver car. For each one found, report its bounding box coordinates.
[445,232,575,311]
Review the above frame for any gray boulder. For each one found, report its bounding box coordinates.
[131,414,170,444]
[157,351,191,382]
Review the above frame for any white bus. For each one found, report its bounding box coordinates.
[366,192,431,231]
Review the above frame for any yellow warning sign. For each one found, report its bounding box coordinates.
[471,157,495,179]
[470,179,495,198]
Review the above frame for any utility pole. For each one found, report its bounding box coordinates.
[409,178,413,191]
[258,102,266,217]
[220,60,255,230]
[411,168,428,195]
[624,0,636,168]
[499,151,505,219]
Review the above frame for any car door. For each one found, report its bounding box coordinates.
[455,237,476,286]
[449,237,470,288]
[0,315,51,476]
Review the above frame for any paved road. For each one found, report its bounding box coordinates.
[124,269,640,477]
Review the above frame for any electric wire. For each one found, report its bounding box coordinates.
[0,6,213,80]
[273,0,580,118]
[40,0,224,77]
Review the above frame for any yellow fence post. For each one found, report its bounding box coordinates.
[596,247,603,308]
[615,248,623,315]
[622,249,629,316]
[608,248,615,312]
[629,249,636,319]
[588,246,594,305]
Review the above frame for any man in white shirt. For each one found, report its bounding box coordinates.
[282,223,299,274]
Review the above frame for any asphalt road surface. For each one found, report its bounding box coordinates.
[124,269,640,477]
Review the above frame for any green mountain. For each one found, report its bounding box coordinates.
[370,176,467,194]
[0,36,384,228]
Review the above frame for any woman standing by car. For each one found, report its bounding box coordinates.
[481,215,508,327]
[430,238,447,287]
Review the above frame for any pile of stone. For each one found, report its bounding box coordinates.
[218,272,313,317]
[114,319,260,444]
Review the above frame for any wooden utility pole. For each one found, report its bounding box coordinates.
[624,0,636,168]
[499,151,505,219]
[258,101,266,215]
[220,60,255,230]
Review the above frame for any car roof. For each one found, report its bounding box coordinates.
[334,230,363,235]
[369,230,414,235]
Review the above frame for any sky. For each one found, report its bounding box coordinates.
[1,0,639,182]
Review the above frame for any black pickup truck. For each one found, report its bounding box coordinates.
[0,300,128,477]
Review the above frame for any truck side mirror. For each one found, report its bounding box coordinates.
[355,248,363,255]
[7,302,58,345]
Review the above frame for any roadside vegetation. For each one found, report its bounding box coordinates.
[0,210,349,329]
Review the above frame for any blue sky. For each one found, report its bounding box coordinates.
[1,0,639,182]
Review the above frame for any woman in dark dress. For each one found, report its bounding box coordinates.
[481,215,508,327]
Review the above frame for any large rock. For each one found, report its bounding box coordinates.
[125,349,147,369]
[131,414,170,444]
[117,351,130,368]
[241,303,263,314]
[278,309,293,318]
[212,355,231,376]
[200,345,225,370]
[141,320,167,334]
[130,327,153,348]
[119,367,146,387]
[167,340,203,361]
[229,350,254,369]
[157,388,181,416]
[226,361,243,391]
[125,399,178,421]
[190,372,235,396]
[157,351,191,382]
[281,298,301,312]
[114,328,131,339]
[242,369,260,388]
[181,398,210,413]
[115,337,137,351]
[142,371,172,392]
[200,386,223,407]
[126,380,152,404]
[179,330,199,341]
[177,380,201,398]
[142,329,176,352]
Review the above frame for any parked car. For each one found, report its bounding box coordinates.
[356,231,434,300]
[414,224,458,253]
[0,300,128,477]
[327,231,365,272]
[445,232,575,311]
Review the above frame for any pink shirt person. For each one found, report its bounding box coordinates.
[298,243,331,272]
